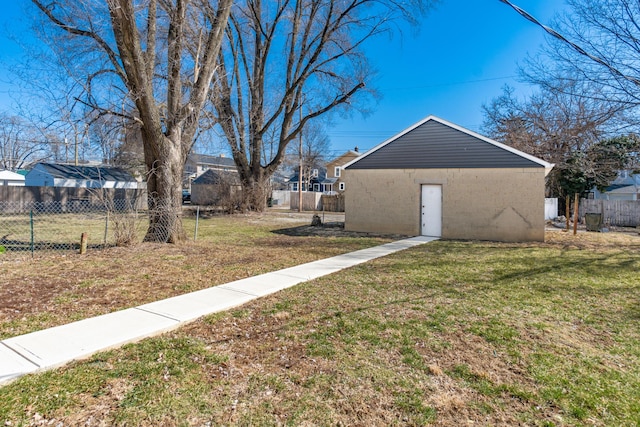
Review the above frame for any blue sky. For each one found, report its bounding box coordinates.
[327,0,561,155]
[0,0,561,157]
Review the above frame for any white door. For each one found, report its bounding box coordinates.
[421,185,442,237]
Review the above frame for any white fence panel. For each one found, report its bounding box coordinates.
[270,190,290,208]
[545,198,558,220]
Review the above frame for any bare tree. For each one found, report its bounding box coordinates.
[482,84,623,202]
[31,0,232,242]
[501,0,640,115]
[210,0,434,210]
[112,119,146,175]
[0,113,49,170]
[87,114,122,165]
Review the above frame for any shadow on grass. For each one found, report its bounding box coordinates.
[380,240,640,319]
[272,222,407,239]
[0,238,107,253]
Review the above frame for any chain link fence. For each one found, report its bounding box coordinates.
[0,199,148,258]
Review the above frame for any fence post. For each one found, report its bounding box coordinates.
[30,210,34,257]
[79,232,88,254]
[104,211,109,247]
[194,206,200,241]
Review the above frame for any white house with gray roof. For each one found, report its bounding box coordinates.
[25,163,142,189]
[0,170,26,186]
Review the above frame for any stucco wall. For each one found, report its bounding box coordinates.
[344,168,546,242]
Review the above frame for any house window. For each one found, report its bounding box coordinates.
[312,169,319,177]
[292,182,299,191]
[334,167,341,177]
[339,182,345,191]
[313,183,320,192]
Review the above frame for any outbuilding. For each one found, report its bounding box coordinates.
[190,169,241,206]
[343,116,553,242]
[25,163,141,189]
[0,170,26,186]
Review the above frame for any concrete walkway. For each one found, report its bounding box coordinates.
[0,236,437,385]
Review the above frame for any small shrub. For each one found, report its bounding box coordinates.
[111,211,140,246]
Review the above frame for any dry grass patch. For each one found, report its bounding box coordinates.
[0,212,391,339]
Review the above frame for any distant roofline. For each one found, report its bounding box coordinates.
[327,150,361,164]
[343,115,554,169]
[188,153,236,165]
[32,162,136,181]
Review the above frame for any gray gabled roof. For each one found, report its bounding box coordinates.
[344,116,553,170]
[189,153,236,168]
[33,163,136,182]
[192,169,240,185]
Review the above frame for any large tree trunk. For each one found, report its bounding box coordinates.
[239,170,271,212]
[142,131,186,243]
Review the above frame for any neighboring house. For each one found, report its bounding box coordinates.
[343,115,553,242]
[190,169,241,206]
[287,149,361,194]
[323,148,361,194]
[0,170,26,186]
[25,163,142,189]
[288,168,328,192]
[589,170,639,201]
[185,153,237,184]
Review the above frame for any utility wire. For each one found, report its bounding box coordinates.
[499,0,640,88]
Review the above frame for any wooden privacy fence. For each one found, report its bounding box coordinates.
[580,199,640,227]
[0,186,146,210]
[321,194,344,212]
[290,191,322,211]
[288,192,345,212]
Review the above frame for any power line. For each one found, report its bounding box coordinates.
[499,0,640,88]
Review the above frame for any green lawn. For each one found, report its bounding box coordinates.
[1,232,639,426]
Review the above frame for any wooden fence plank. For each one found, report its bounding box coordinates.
[580,199,640,227]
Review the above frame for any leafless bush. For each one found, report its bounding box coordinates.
[98,191,144,247]
[110,210,140,246]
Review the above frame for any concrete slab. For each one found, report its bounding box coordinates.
[138,286,256,322]
[316,236,437,266]
[3,308,179,370]
[219,273,305,297]
[272,261,346,281]
[220,237,438,291]
[0,343,39,384]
